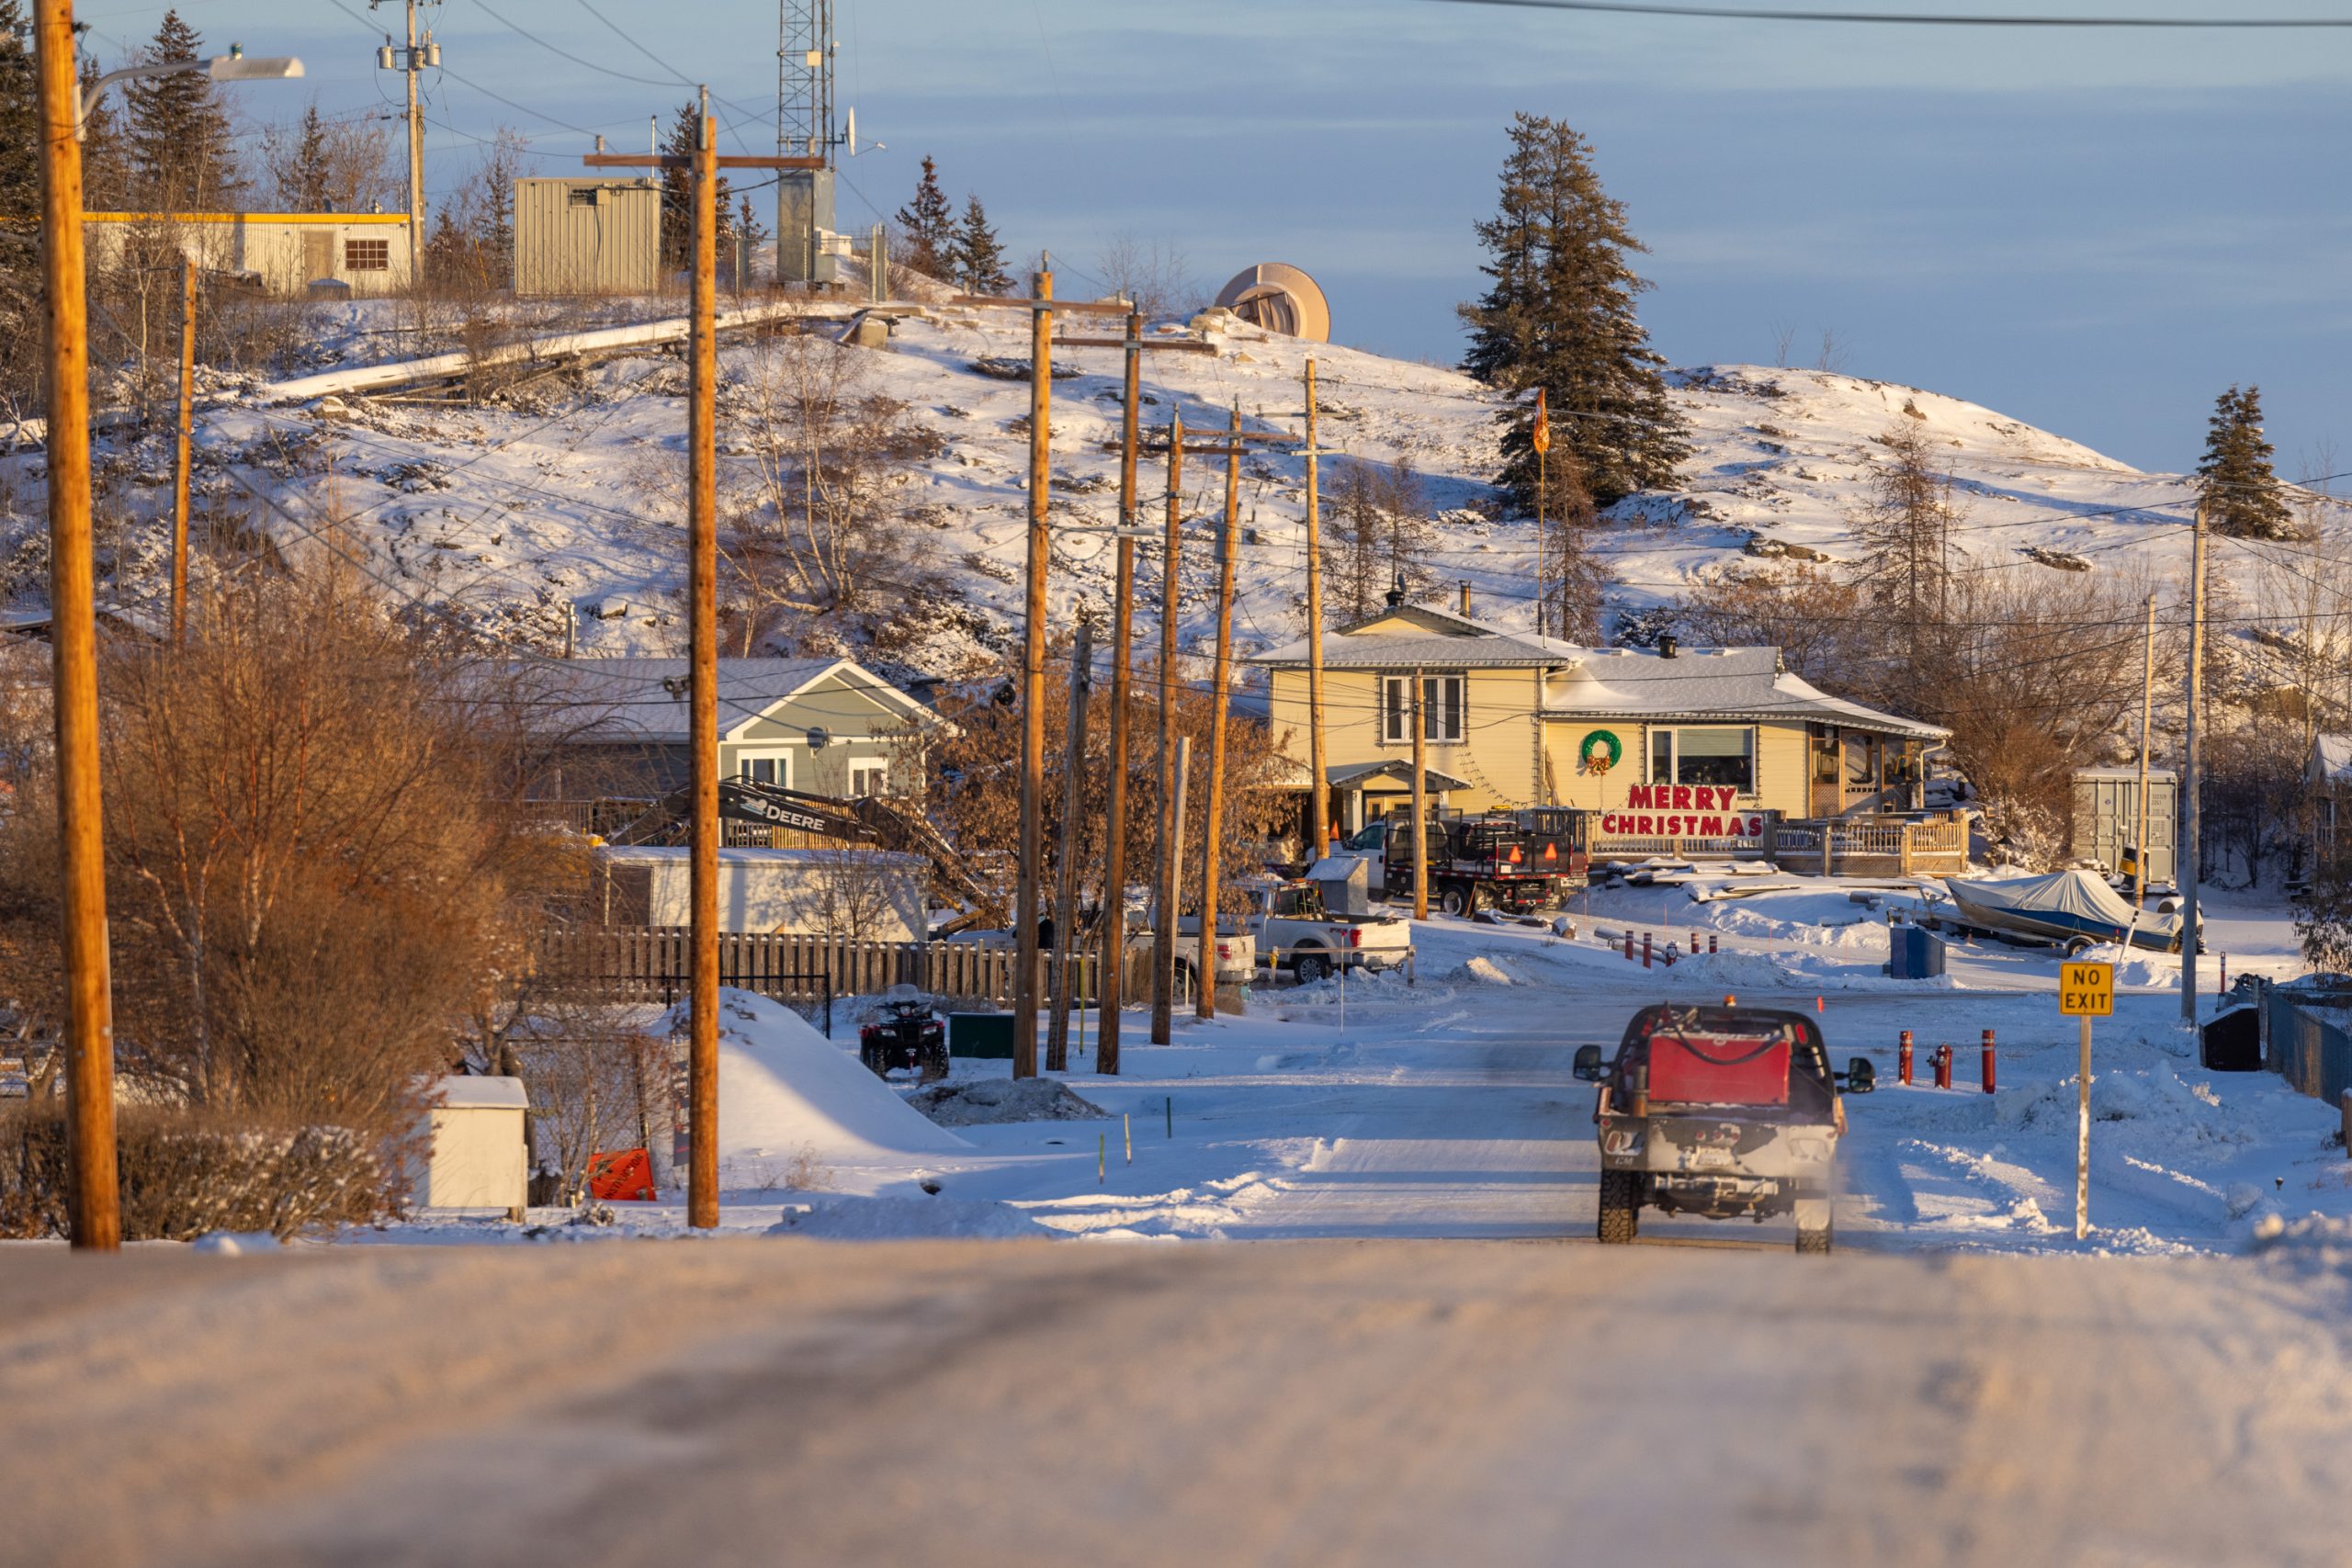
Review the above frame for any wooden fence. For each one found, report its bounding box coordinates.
[549,927,1115,1009]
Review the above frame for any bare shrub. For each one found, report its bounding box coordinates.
[1676,565,1871,687]
[1326,457,1432,618]
[1094,231,1202,321]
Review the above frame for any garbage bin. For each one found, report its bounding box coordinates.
[2200,1004,2261,1072]
[1883,924,1948,981]
[948,1011,1015,1061]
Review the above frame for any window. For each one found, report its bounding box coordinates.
[1648,727,1756,795]
[738,751,792,789]
[344,238,390,272]
[1381,674,1464,744]
[848,761,888,798]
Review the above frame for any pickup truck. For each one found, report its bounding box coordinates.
[1575,1002,1874,1253]
[1158,919,1260,989]
[1240,877,1414,982]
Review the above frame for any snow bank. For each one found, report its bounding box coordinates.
[670,990,971,1182]
[907,1078,1110,1127]
[766,1193,1052,1239]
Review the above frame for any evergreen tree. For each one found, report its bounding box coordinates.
[948,193,1010,295]
[75,54,130,210]
[122,10,242,209]
[893,155,954,280]
[658,99,734,273]
[2198,384,2294,540]
[274,102,334,212]
[1459,113,1687,509]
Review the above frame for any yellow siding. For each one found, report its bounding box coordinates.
[1541,719,1815,819]
[1268,665,1544,811]
[1755,722,1809,814]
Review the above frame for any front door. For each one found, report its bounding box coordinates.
[1810,729,1841,818]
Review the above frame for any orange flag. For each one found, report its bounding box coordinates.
[1532,388,1552,455]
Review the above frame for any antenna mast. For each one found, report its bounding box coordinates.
[776,0,840,285]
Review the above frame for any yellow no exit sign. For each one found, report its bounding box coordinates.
[2060,962,2114,1017]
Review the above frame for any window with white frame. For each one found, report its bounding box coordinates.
[1380,673,1464,744]
[1646,726,1755,795]
[737,750,792,789]
[848,760,889,798]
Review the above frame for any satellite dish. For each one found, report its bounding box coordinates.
[806,726,831,750]
[1213,263,1330,343]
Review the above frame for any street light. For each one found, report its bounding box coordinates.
[77,43,302,134]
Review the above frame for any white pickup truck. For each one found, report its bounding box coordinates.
[1159,919,1261,989]
[1243,877,1414,983]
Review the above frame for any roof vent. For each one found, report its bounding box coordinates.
[1385,573,1407,609]
[1658,633,1679,660]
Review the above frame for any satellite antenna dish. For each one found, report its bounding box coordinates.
[807,726,831,750]
[844,107,882,156]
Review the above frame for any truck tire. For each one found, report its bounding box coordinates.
[1794,1195,1834,1254]
[1293,952,1333,984]
[1441,884,1477,918]
[1598,1170,1641,1244]
[1795,1223,1834,1255]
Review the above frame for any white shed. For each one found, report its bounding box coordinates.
[594,845,929,941]
[410,1076,528,1213]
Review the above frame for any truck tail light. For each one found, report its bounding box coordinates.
[1344,927,1363,949]
[1216,942,1232,959]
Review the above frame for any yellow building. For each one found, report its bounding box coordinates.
[1249,593,1948,852]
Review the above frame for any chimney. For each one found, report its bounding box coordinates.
[1385,573,1407,609]
[1659,633,1679,659]
[1458,580,1472,617]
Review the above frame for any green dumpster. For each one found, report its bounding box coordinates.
[949,1011,1015,1060]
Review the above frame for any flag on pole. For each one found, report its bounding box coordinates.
[1531,387,1552,455]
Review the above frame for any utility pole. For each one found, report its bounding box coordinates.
[171,255,194,645]
[2181,503,2207,1024]
[1047,614,1093,1071]
[582,102,814,1229]
[1098,311,1143,1075]
[1165,735,1192,1013]
[371,0,433,288]
[37,0,119,1250]
[1533,389,1550,639]
[1304,358,1329,863]
[1012,267,1054,1080]
[686,93,720,1227]
[1194,407,1241,1021]
[2134,589,2155,908]
[1151,411,1184,1045]
[1410,672,1429,921]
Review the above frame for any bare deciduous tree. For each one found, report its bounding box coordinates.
[1094,231,1202,322]
[1327,457,1432,619]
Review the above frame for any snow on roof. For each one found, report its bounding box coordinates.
[1541,647,1948,739]
[510,656,927,743]
[428,1075,527,1111]
[1247,602,1576,670]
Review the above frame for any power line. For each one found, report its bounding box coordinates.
[1412,0,2352,26]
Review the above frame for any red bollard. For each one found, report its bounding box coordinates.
[1933,1043,1952,1090]
[1709,933,1718,954]
[2219,954,2228,996]
[1691,930,1702,956]
[1623,931,1634,962]
[1899,1029,1914,1086]
[1981,1028,1996,1094]
[1642,932,1653,969]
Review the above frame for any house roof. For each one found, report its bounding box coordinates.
[510,656,933,744]
[1247,602,1578,671]
[1541,647,1947,739]
[1327,759,1474,792]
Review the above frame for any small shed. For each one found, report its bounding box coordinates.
[409,1075,528,1213]
[83,211,413,297]
[513,176,661,296]
[2070,768,2177,886]
[595,844,930,941]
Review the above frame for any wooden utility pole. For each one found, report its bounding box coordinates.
[2134,589,2156,908]
[1012,267,1055,1079]
[37,0,119,1250]
[685,95,720,1228]
[1047,614,1093,1071]
[1098,311,1144,1075]
[576,109,815,1224]
[170,255,194,645]
[1532,389,1551,638]
[2181,502,2207,1023]
[1194,407,1242,1021]
[1410,671,1430,921]
[1151,412,1184,1045]
[1165,734,1192,1011]
[1304,358,1329,863]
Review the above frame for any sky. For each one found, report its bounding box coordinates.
[74,0,2352,477]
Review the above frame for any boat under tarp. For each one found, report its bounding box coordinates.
[1939,870,2188,953]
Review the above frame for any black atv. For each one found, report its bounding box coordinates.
[859,1000,947,1082]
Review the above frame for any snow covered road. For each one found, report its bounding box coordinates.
[15,1239,2352,1566]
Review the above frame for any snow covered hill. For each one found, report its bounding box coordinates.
[6,297,2324,687]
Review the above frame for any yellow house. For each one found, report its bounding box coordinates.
[1249,593,1948,849]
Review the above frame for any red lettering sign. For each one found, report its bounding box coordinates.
[1626,784,1652,809]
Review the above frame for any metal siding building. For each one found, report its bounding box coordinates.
[2071,767,2177,886]
[513,177,661,296]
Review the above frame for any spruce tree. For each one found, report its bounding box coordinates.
[275,102,334,211]
[658,99,735,273]
[2198,384,2294,540]
[1459,113,1687,509]
[894,155,954,280]
[949,193,1010,295]
[122,10,242,209]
